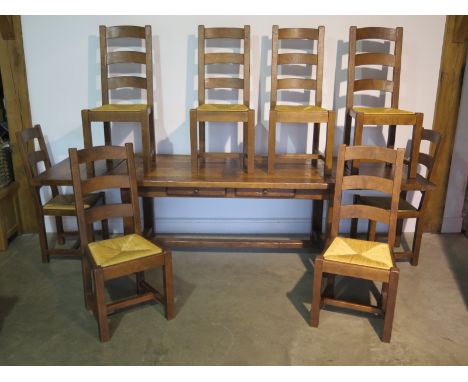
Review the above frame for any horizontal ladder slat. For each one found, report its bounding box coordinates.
[82,175,130,194]
[106,25,146,39]
[340,204,391,224]
[205,77,244,89]
[28,150,47,166]
[278,28,319,40]
[205,53,244,64]
[353,79,393,92]
[356,27,397,41]
[107,76,147,90]
[277,78,317,90]
[355,53,395,67]
[107,51,147,65]
[342,175,394,193]
[204,27,245,39]
[278,53,318,65]
[85,204,134,223]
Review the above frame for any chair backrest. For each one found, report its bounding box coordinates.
[197,25,250,107]
[346,26,403,110]
[99,25,153,107]
[417,128,444,183]
[69,143,141,248]
[331,144,405,247]
[270,25,325,109]
[16,124,60,202]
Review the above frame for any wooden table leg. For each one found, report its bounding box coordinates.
[142,197,155,237]
[311,199,324,248]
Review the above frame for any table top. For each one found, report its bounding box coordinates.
[32,154,435,192]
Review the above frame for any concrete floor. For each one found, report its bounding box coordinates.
[0,232,467,365]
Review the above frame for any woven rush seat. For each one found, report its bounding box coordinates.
[43,193,101,211]
[323,236,394,270]
[274,105,327,113]
[88,233,163,267]
[352,107,414,115]
[89,104,149,112]
[197,103,249,112]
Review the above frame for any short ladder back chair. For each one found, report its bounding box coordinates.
[16,124,107,263]
[310,144,405,343]
[82,25,155,173]
[344,26,423,179]
[190,25,255,174]
[350,128,444,266]
[268,25,335,175]
[69,143,174,342]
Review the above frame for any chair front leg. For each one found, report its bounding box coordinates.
[382,268,399,343]
[81,254,94,311]
[37,213,50,263]
[163,251,175,320]
[310,256,324,327]
[94,268,110,342]
[411,214,425,266]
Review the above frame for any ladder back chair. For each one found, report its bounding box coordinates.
[268,25,335,175]
[69,143,174,342]
[81,25,155,173]
[190,25,255,174]
[344,26,423,179]
[16,124,108,263]
[350,128,444,266]
[310,144,405,343]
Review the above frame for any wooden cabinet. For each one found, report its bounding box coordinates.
[0,181,21,250]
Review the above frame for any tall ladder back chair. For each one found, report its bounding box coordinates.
[310,144,405,343]
[190,25,255,174]
[16,124,108,263]
[81,25,155,173]
[268,25,335,175]
[344,26,423,179]
[69,143,174,342]
[350,128,444,266]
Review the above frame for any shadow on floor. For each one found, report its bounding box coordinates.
[0,296,18,333]
[287,252,386,339]
[441,234,468,309]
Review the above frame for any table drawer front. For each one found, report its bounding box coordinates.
[235,188,295,198]
[167,187,226,197]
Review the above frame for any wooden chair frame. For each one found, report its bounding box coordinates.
[344,26,423,180]
[350,128,444,265]
[268,25,335,175]
[310,144,404,343]
[69,143,174,342]
[16,124,107,263]
[190,25,255,174]
[82,25,155,173]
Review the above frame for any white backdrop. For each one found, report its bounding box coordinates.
[21,15,445,234]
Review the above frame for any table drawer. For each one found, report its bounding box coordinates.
[167,187,226,197]
[235,188,295,198]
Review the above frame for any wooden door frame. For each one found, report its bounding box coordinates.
[0,15,36,232]
[426,15,468,232]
